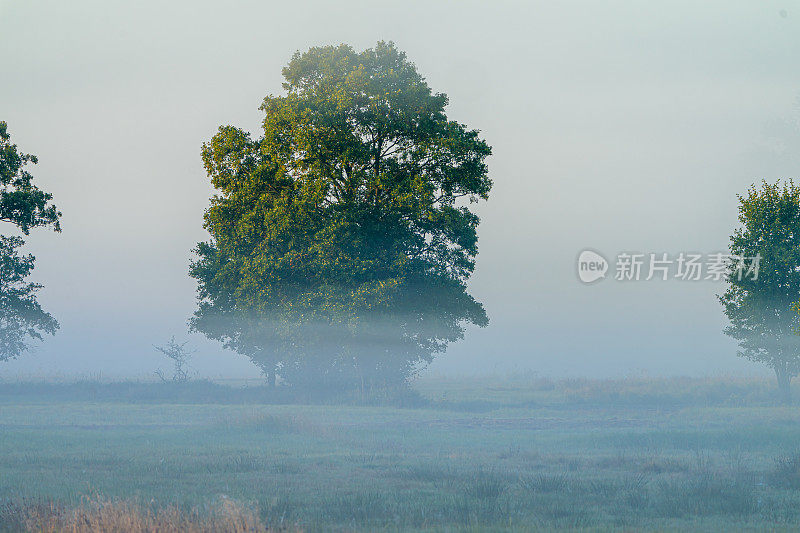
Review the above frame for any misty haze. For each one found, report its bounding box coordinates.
[2,1,800,531]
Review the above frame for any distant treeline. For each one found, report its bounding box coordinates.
[0,376,790,410]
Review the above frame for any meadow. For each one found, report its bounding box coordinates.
[2,375,800,531]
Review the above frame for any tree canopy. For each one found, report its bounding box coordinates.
[1,122,61,234]
[721,180,800,403]
[190,42,492,391]
[0,121,61,361]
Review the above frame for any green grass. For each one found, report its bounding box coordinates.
[2,376,800,531]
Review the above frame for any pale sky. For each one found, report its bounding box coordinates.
[1,0,798,379]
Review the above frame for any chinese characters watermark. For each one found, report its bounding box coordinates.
[577,250,761,284]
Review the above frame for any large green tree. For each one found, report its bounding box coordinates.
[721,180,800,404]
[0,121,61,361]
[191,42,492,392]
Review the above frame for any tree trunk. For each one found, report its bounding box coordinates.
[775,366,792,405]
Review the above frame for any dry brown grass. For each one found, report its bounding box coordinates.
[2,496,296,533]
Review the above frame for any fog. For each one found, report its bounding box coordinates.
[1,0,798,379]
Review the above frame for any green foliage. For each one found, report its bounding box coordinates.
[0,122,60,234]
[0,236,58,360]
[190,42,492,390]
[720,180,800,401]
[0,122,60,361]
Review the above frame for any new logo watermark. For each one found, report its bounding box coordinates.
[577,250,609,283]
[576,250,761,284]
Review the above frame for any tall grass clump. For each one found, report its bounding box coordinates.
[771,452,800,489]
[0,496,292,533]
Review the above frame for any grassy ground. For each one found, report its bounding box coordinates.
[2,375,800,531]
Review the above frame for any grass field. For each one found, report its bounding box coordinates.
[2,375,800,531]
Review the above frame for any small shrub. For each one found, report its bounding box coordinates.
[154,337,195,383]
